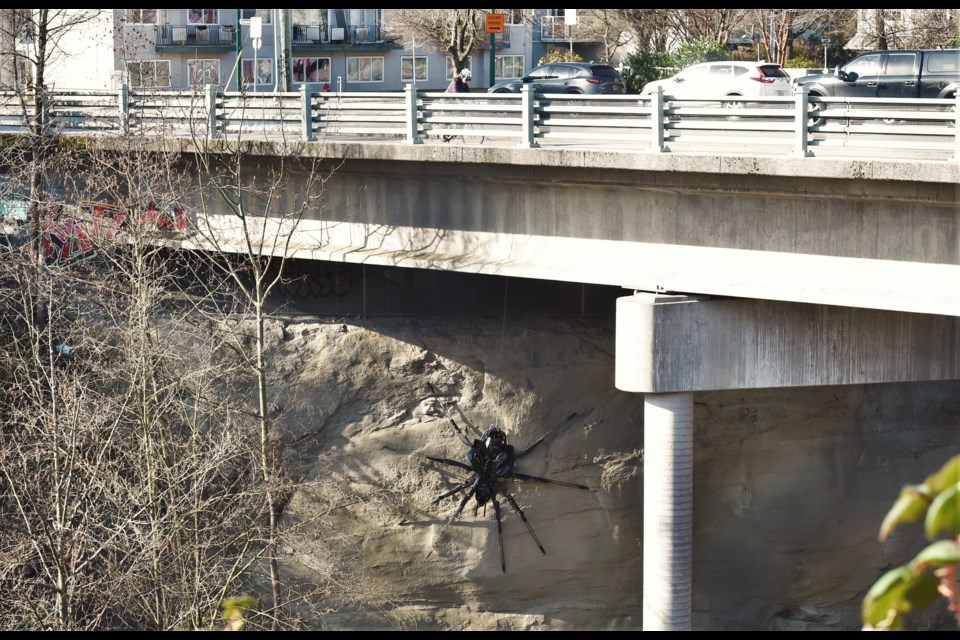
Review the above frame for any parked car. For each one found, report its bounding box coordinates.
[487,62,626,95]
[795,49,960,125]
[640,61,793,108]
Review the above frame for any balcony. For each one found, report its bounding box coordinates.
[292,23,329,45]
[156,24,236,49]
[291,23,388,50]
[349,24,381,45]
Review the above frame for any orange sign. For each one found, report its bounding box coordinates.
[485,13,505,34]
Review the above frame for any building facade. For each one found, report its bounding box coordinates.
[33,9,604,93]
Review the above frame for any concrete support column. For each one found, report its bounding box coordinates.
[643,391,694,631]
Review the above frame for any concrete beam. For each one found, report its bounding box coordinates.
[616,292,960,393]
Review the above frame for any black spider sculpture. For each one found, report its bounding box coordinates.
[386,382,590,573]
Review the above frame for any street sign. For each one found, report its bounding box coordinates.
[485,13,504,34]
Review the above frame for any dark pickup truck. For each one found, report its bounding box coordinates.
[796,49,960,100]
[795,49,959,125]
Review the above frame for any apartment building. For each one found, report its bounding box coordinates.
[28,9,604,93]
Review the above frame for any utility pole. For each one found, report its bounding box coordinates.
[235,9,241,90]
[488,9,495,89]
[566,9,577,56]
[250,16,262,92]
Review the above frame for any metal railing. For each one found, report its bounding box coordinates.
[0,85,956,162]
[156,24,236,47]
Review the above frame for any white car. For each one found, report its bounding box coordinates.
[640,61,793,106]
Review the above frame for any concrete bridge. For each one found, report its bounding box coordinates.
[144,136,959,630]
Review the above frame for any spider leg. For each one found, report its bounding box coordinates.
[510,471,589,490]
[431,479,474,505]
[501,488,545,555]
[492,497,506,573]
[515,412,578,458]
[382,445,472,472]
[427,480,478,559]
[426,382,473,447]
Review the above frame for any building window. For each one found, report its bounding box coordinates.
[401,56,427,82]
[127,60,171,88]
[495,9,525,25]
[496,55,524,79]
[188,9,218,25]
[242,58,273,86]
[446,58,472,80]
[292,57,330,83]
[126,9,157,24]
[348,9,378,27]
[241,9,271,24]
[188,59,221,87]
[347,56,383,83]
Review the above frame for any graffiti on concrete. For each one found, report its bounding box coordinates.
[42,200,187,264]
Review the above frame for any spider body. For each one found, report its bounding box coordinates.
[467,428,515,508]
[387,383,590,573]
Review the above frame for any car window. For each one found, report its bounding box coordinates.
[757,64,789,78]
[553,65,578,79]
[926,51,959,73]
[677,64,709,81]
[589,66,620,79]
[845,53,881,78]
[884,53,917,76]
[527,65,553,79]
[708,64,735,77]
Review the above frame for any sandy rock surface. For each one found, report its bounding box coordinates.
[255,313,960,631]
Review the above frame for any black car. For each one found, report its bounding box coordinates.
[487,62,626,95]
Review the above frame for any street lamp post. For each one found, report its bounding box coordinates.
[250,16,262,92]
[823,37,830,72]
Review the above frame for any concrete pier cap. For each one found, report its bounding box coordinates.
[615,291,960,394]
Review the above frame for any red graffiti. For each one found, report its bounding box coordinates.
[42,200,187,264]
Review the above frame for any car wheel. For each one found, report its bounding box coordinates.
[947,96,956,128]
[493,89,512,94]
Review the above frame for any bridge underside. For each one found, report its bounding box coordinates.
[169,152,959,317]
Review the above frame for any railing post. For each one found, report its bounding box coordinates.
[205,83,219,140]
[953,93,960,162]
[520,84,537,148]
[301,84,315,142]
[118,83,129,136]
[651,85,665,153]
[405,83,421,144]
[793,84,811,157]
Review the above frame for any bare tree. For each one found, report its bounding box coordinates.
[180,92,342,627]
[0,10,104,266]
[0,138,272,630]
[848,9,959,51]
[574,10,634,64]
[382,8,485,78]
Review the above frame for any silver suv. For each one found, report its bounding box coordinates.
[488,62,626,95]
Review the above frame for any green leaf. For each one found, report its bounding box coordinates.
[902,564,945,609]
[924,482,960,540]
[923,454,960,494]
[862,566,940,630]
[879,484,932,541]
[912,539,960,570]
[862,566,911,629]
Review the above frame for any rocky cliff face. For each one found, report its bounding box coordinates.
[257,313,960,631]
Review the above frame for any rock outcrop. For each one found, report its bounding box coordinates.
[259,313,959,631]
